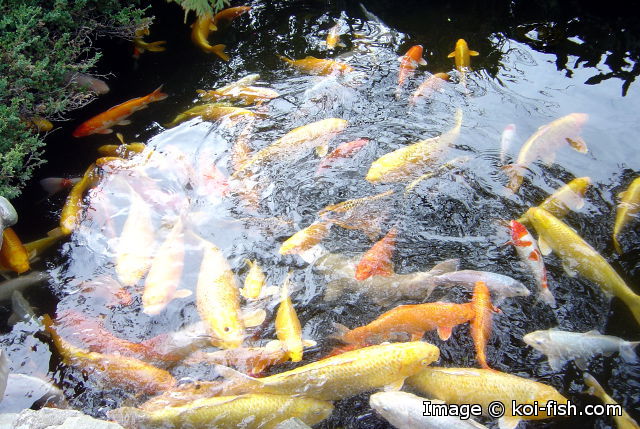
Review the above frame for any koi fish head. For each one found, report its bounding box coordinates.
[72,122,95,138]
[406,45,424,61]
[522,330,553,354]
[456,39,469,50]
[509,220,528,242]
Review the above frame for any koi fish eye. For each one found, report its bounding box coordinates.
[224,326,230,332]
[420,357,431,366]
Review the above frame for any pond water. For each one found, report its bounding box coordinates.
[2,0,639,428]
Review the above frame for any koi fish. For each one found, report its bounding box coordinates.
[524,329,639,371]
[279,221,332,255]
[183,343,288,376]
[0,228,30,274]
[613,177,640,254]
[133,39,167,58]
[165,104,258,128]
[583,373,640,429]
[408,72,450,104]
[502,113,588,193]
[398,45,427,86]
[212,6,251,26]
[355,226,397,280]
[500,123,516,164]
[509,220,556,306]
[22,227,65,260]
[191,14,228,60]
[407,367,567,429]
[25,116,53,132]
[366,109,463,183]
[471,281,499,369]
[279,55,354,76]
[275,274,315,362]
[43,315,176,395]
[197,86,279,105]
[447,39,479,71]
[325,24,346,49]
[97,133,146,158]
[431,270,531,301]
[333,301,475,347]
[72,86,167,137]
[65,72,110,95]
[0,271,49,303]
[319,190,395,239]
[518,176,591,224]
[39,177,81,196]
[315,138,369,175]
[240,259,266,300]
[526,207,640,326]
[109,393,333,429]
[212,341,440,400]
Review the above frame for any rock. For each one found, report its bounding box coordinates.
[4,408,124,429]
[274,417,314,429]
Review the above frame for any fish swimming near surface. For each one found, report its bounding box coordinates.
[526,207,640,327]
[165,104,258,128]
[499,123,516,164]
[72,86,168,137]
[279,55,354,76]
[315,138,370,175]
[397,45,427,86]
[613,176,640,254]
[370,391,489,429]
[212,5,252,26]
[132,27,166,60]
[447,39,479,71]
[240,259,266,300]
[407,367,568,429]
[279,221,332,255]
[508,220,556,306]
[325,24,346,49]
[197,86,280,105]
[275,274,315,362]
[471,281,499,369]
[183,343,288,376]
[502,113,588,193]
[366,109,463,183]
[523,329,639,371]
[355,226,397,280]
[409,72,450,104]
[518,176,591,225]
[191,14,228,60]
[583,373,640,429]
[0,228,30,274]
[431,270,531,302]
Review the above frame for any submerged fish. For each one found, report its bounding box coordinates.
[523,329,639,371]
[366,109,463,183]
[212,5,252,26]
[319,190,395,239]
[184,343,288,376]
[355,226,397,280]
[518,176,591,224]
[447,39,479,71]
[25,116,53,132]
[407,367,567,429]
[279,55,354,76]
[240,259,266,300]
[66,72,110,95]
[165,104,258,128]
[0,228,30,274]
[471,281,499,369]
[509,220,556,306]
[40,177,81,196]
[526,207,640,326]
[613,177,640,254]
[499,124,516,164]
[409,72,450,104]
[583,373,640,429]
[109,393,333,429]
[370,391,489,429]
[325,24,346,49]
[397,45,427,86]
[431,270,531,301]
[60,164,99,234]
[279,221,332,255]
[191,14,228,60]
[72,86,167,137]
[316,138,370,174]
[197,86,279,105]
[502,113,588,193]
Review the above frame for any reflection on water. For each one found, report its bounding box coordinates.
[2,0,639,427]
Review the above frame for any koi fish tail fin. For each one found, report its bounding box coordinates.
[582,373,605,397]
[210,44,229,61]
[148,85,169,102]
[537,287,557,307]
[327,322,351,342]
[278,55,293,65]
[501,163,526,193]
[213,364,262,391]
[145,40,167,52]
[620,341,639,363]
[613,235,623,254]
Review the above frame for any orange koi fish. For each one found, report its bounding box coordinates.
[355,226,397,281]
[60,164,99,234]
[398,45,427,86]
[72,86,167,137]
[471,281,500,369]
[191,14,228,61]
[409,72,450,104]
[316,138,369,174]
[509,220,556,306]
[0,227,30,274]
[279,55,354,76]
[334,302,475,348]
[212,6,251,26]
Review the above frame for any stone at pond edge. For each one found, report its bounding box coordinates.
[0,408,124,429]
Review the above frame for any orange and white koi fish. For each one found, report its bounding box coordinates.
[397,45,427,86]
[325,24,346,49]
[279,55,354,76]
[0,228,30,274]
[355,226,397,281]
[471,281,500,369]
[212,6,251,26]
[316,138,369,175]
[72,86,167,137]
[408,72,450,104]
[40,177,81,196]
[447,39,479,71]
[191,14,228,61]
[509,220,556,306]
[502,113,588,193]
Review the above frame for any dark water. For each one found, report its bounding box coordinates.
[2,0,640,427]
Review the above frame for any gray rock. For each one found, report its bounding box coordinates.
[274,417,314,429]
[5,408,124,429]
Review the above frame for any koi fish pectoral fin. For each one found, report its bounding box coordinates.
[566,136,589,153]
[447,52,456,58]
[436,326,453,341]
[382,378,405,392]
[469,50,480,56]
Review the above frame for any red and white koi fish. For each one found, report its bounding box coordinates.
[316,138,369,175]
[397,45,427,86]
[509,220,556,306]
[40,177,81,196]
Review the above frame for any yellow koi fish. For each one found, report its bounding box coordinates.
[518,176,591,224]
[0,228,30,274]
[583,373,640,429]
[526,207,640,326]
[23,227,65,260]
[613,177,640,254]
[447,39,479,71]
[279,55,354,75]
[240,259,266,300]
[215,341,440,400]
[325,24,346,49]
[366,109,463,183]
[108,393,333,429]
[319,190,395,239]
[97,134,146,158]
[502,113,588,193]
[197,86,280,105]
[279,221,332,255]
[275,274,315,362]
[60,163,98,235]
[25,116,53,132]
[190,14,228,60]
[165,104,258,128]
[407,367,567,429]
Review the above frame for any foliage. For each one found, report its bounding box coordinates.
[0,0,149,199]
[166,0,230,20]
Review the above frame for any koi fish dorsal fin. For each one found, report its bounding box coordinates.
[447,51,456,58]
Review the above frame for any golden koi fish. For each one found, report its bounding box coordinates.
[583,373,640,429]
[447,39,479,71]
[613,177,640,254]
[325,24,346,49]
[97,134,146,158]
[235,118,348,177]
[43,315,176,395]
[190,14,228,60]
[526,207,640,326]
[0,228,30,274]
[109,393,333,429]
[407,367,567,429]
[22,227,65,260]
[502,113,588,193]
[279,221,331,255]
[165,104,258,128]
[212,6,251,26]
[197,86,280,105]
[279,55,354,75]
[518,176,591,225]
[240,259,266,300]
[275,274,315,362]
[214,341,440,400]
[25,116,53,132]
[319,190,395,239]
[471,281,499,369]
[60,163,98,234]
[366,109,463,183]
